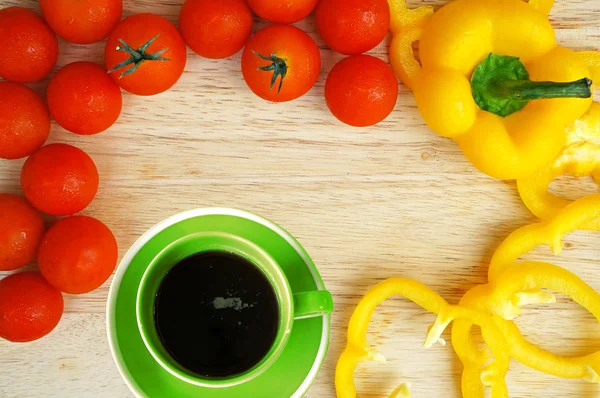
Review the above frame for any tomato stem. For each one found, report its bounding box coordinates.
[253,51,287,95]
[108,34,170,79]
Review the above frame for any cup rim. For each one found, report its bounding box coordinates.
[135,231,295,388]
[107,208,330,398]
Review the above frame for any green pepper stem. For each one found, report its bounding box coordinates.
[471,54,594,117]
[490,78,592,101]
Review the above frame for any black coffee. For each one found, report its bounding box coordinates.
[153,251,279,378]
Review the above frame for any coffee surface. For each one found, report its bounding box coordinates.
[154,251,279,378]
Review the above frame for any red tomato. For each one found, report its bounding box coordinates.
[0,7,59,83]
[315,0,390,55]
[242,25,320,102]
[179,0,253,59]
[47,62,122,135]
[38,216,118,294]
[105,14,187,96]
[0,272,63,342]
[39,0,122,44]
[21,144,99,216]
[325,55,398,127]
[0,194,45,271]
[247,0,317,24]
[0,82,50,160]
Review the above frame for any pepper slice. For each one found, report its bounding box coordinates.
[517,103,600,226]
[388,0,594,180]
[388,0,433,33]
[335,278,509,398]
[489,193,600,280]
[387,0,433,90]
[453,261,600,381]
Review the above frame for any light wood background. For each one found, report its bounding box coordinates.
[1,0,600,397]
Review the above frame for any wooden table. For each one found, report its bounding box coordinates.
[1,0,600,396]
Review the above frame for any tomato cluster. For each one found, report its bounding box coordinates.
[0,193,117,343]
[178,0,398,123]
[0,0,398,342]
[0,4,122,343]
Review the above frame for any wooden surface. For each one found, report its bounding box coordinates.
[1,0,600,397]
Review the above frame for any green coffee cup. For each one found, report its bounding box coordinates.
[136,231,333,388]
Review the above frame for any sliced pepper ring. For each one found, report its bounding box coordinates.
[386,0,433,91]
[453,261,600,381]
[389,28,425,92]
[388,0,433,34]
[517,102,600,227]
[335,278,509,398]
[489,193,600,281]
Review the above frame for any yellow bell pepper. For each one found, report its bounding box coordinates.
[453,261,600,381]
[578,52,600,83]
[529,0,555,16]
[335,278,510,398]
[517,102,600,224]
[388,0,594,180]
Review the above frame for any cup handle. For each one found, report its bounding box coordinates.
[292,290,334,319]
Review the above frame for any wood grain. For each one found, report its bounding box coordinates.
[1,0,599,396]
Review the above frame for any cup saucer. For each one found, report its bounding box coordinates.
[107,208,331,397]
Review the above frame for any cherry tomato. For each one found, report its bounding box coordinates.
[315,0,390,55]
[247,0,317,24]
[179,0,253,59]
[325,55,398,127]
[0,272,63,342]
[242,25,320,103]
[39,0,122,44]
[0,194,44,271]
[0,82,50,160]
[21,144,99,216]
[105,14,187,96]
[47,62,122,135]
[0,7,59,83]
[38,216,118,294]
